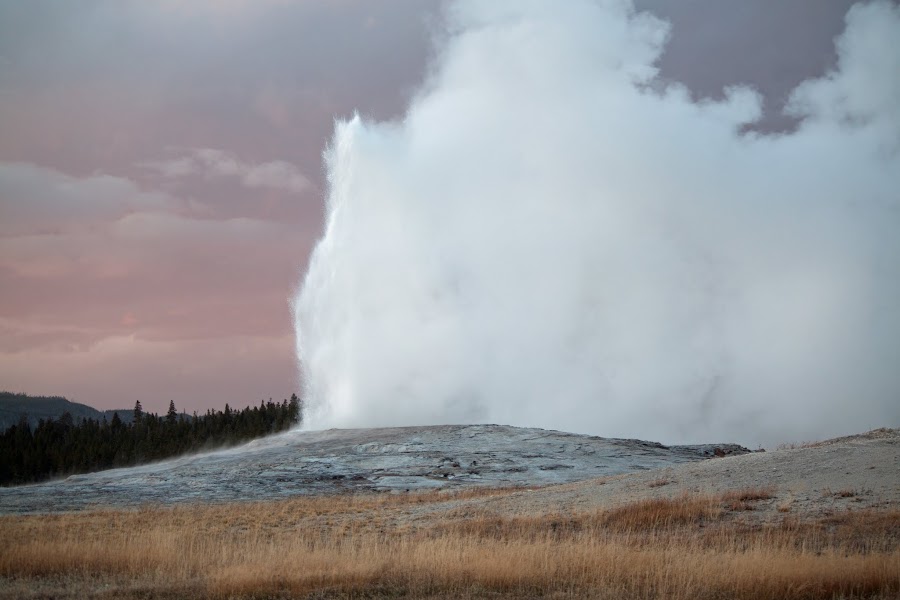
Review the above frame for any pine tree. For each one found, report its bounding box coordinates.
[289,393,301,424]
[167,400,178,425]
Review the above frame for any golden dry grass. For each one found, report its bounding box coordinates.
[0,488,897,600]
[721,486,776,511]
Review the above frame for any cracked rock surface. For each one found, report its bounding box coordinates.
[0,424,749,514]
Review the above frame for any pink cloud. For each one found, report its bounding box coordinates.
[140,148,313,194]
[0,159,314,412]
[0,163,316,355]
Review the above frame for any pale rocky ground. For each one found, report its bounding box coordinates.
[418,427,900,524]
[0,425,896,519]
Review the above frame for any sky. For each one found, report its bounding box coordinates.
[0,0,886,432]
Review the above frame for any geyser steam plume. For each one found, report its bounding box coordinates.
[294,0,900,446]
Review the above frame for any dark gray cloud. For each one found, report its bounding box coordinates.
[637,0,856,131]
[0,0,439,184]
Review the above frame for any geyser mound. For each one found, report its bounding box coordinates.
[0,424,751,514]
[294,0,900,446]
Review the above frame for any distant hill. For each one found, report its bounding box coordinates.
[0,392,133,431]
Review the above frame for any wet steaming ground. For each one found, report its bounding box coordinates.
[0,424,748,514]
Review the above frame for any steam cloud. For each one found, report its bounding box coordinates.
[294,0,900,446]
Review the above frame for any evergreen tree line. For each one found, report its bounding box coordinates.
[0,395,301,486]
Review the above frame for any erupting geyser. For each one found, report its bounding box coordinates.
[294,0,900,446]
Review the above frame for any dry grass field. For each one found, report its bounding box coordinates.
[1,486,898,600]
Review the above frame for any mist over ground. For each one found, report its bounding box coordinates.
[294,0,900,447]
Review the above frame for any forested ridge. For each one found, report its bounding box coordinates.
[0,395,301,485]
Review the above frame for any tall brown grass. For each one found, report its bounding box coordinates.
[1,488,897,599]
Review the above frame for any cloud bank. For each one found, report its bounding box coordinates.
[0,160,308,413]
[294,0,900,446]
[141,148,312,193]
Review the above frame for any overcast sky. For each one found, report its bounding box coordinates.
[0,0,861,415]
